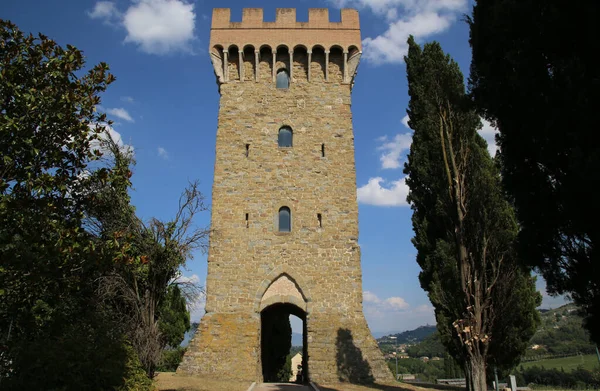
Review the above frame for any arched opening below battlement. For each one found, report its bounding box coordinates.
[261,302,308,384]
[258,45,273,80]
[275,46,290,80]
[329,46,344,83]
[211,45,224,57]
[347,45,362,86]
[311,46,326,82]
[292,45,308,82]
[227,45,240,81]
[243,45,256,81]
[210,45,225,83]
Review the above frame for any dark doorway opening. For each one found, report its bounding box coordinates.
[261,303,308,383]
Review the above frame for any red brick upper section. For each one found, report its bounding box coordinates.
[210,8,361,53]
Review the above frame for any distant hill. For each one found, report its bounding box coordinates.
[526,303,595,356]
[371,304,594,360]
[377,325,436,344]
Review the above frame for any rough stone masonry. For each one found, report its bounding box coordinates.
[178,8,393,384]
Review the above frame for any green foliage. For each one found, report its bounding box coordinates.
[468,0,600,344]
[156,347,187,372]
[277,353,292,383]
[388,358,446,383]
[159,285,191,348]
[444,354,464,379]
[93,149,206,378]
[522,354,599,372]
[403,36,541,389]
[515,365,600,389]
[379,325,437,345]
[527,305,596,356]
[2,311,127,390]
[406,332,446,358]
[0,19,204,389]
[0,19,132,390]
[117,344,155,391]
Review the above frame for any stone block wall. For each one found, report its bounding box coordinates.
[178,8,392,384]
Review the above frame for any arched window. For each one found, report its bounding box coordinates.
[278,127,293,147]
[279,207,291,232]
[276,69,289,89]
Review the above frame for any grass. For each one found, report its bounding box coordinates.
[154,372,250,391]
[520,354,599,372]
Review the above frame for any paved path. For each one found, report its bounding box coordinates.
[253,383,312,391]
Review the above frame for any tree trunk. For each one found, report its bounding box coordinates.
[469,354,487,391]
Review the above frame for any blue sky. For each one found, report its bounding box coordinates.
[4,0,566,334]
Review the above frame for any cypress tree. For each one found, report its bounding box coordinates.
[403,36,540,391]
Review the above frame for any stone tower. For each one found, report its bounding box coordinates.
[178,8,392,385]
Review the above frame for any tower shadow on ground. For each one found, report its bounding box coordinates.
[326,328,413,391]
[335,328,375,384]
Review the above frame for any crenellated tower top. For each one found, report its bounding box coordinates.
[212,8,360,29]
[209,8,362,87]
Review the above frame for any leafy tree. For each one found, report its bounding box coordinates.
[159,284,191,348]
[92,141,207,378]
[403,36,541,391]
[406,332,446,358]
[0,19,205,388]
[468,0,600,344]
[388,358,446,383]
[444,353,464,379]
[516,365,600,389]
[156,347,187,372]
[527,304,596,356]
[0,19,139,390]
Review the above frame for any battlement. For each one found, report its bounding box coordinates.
[210,8,361,57]
[212,8,360,30]
[208,8,362,88]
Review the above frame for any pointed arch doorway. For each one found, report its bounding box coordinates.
[259,274,309,384]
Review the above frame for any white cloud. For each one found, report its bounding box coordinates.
[157,147,169,159]
[385,8,398,21]
[120,96,135,103]
[174,273,200,284]
[479,118,499,156]
[384,296,410,310]
[330,0,468,65]
[362,12,454,64]
[107,107,134,123]
[363,290,382,304]
[378,132,412,169]
[357,177,409,207]
[88,0,196,55]
[89,123,134,157]
[88,1,120,22]
[123,0,196,55]
[362,291,435,331]
[401,114,410,129]
[364,291,409,311]
[413,304,435,314]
